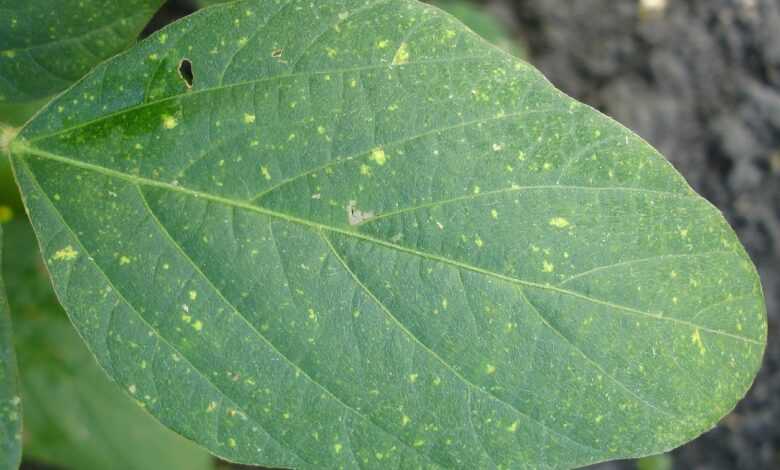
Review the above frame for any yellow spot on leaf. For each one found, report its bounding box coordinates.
[402,415,411,426]
[119,256,131,266]
[507,420,519,433]
[334,443,343,454]
[377,39,389,49]
[474,236,484,248]
[206,401,218,413]
[189,290,198,300]
[53,246,78,262]
[408,373,418,384]
[243,113,255,124]
[228,438,237,448]
[260,166,271,180]
[491,209,498,219]
[370,147,387,165]
[392,42,410,65]
[193,320,203,332]
[360,164,372,176]
[549,217,570,228]
[486,364,497,375]
[543,260,555,272]
[691,328,706,355]
[161,114,178,129]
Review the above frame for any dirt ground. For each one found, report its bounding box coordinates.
[494,0,780,468]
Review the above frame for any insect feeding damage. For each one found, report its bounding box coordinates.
[347,200,374,226]
[178,58,194,88]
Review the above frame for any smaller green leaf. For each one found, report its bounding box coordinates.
[637,454,673,470]
[3,220,213,470]
[0,0,165,104]
[0,224,21,470]
[0,97,49,128]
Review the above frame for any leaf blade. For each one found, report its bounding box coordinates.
[9,0,767,468]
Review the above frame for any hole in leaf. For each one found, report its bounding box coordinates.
[178,59,194,88]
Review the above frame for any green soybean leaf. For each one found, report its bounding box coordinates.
[432,1,524,58]
[2,220,213,470]
[198,0,525,58]
[0,225,21,470]
[8,0,766,468]
[197,0,234,6]
[0,0,165,105]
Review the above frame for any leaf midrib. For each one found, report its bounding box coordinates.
[13,143,760,346]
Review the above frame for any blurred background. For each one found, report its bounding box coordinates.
[4,0,779,469]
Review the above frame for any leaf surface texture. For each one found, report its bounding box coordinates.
[9,1,766,468]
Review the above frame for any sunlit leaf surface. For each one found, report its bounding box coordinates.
[9,1,766,468]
